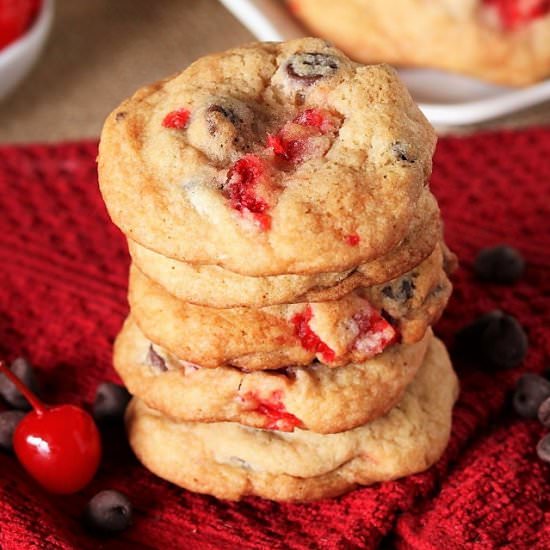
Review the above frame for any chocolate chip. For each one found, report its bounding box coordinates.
[115,111,127,122]
[84,490,132,534]
[286,52,340,82]
[537,397,550,428]
[512,374,550,418]
[93,383,131,423]
[474,245,525,284]
[0,357,41,410]
[455,310,528,369]
[206,104,242,130]
[536,434,550,463]
[381,277,415,302]
[147,345,167,372]
[0,410,26,452]
[392,142,416,163]
[481,313,528,369]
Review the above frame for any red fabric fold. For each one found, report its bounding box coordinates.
[0,129,548,549]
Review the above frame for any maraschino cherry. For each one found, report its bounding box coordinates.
[0,360,102,494]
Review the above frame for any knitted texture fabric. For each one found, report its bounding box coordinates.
[0,129,548,549]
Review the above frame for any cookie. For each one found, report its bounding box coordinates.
[129,190,443,308]
[128,246,451,370]
[125,336,459,501]
[289,0,550,86]
[98,38,435,276]
[114,317,431,433]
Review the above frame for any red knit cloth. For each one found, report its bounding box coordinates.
[0,129,548,550]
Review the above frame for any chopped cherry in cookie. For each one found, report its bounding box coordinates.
[224,154,273,230]
[484,0,550,29]
[351,302,398,357]
[291,306,336,363]
[239,391,302,432]
[345,234,361,246]
[162,108,191,129]
[267,108,340,163]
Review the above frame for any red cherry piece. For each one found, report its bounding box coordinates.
[484,0,550,29]
[345,233,361,246]
[0,0,36,50]
[225,154,272,230]
[291,306,336,363]
[352,305,398,358]
[267,108,337,162]
[162,108,191,129]
[266,133,305,162]
[293,108,334,132]
[0,361,101,494]
[240,391,303,432]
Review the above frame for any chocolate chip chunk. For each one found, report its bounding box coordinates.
[392,142,416,163]
[381,277,415,302]
[474,245,525,284]
[93,383,131,423]
[536,434,550,463]
[115,111,127,122]
[286,52,340,82]
[481,313,528,369]
[84,490,132,534]
[147,345,167,372]
[0,357,41,410]
[206,104,242,131]
[513,374,550,418]
[0,410,26,452]
[537,396,550,428]
[455,310,528,369]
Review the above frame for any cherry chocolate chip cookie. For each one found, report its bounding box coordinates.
[125,336,459,502]
[98,38,435,276]
[128,245,452,370]
[289,0,550,86]
[114,317,432,434]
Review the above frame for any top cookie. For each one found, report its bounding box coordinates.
[98,38,436,276]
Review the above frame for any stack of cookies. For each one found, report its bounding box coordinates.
[98,38,459,502]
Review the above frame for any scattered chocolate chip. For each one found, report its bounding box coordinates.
[93,383,131,423]
[0,358,41,410]
[115,111,127,122]
[481,313,528,369]
[538,396,550,428]
[0,410,26,452]
[536,434,550,463]
[84,490,132,534]
[147,345,167,372]
[474,245,525,284]
[381,277,415,302]
[286,52,340,82]
[512,374,550,418]
[392,142,416,163]
[455,310,528,369]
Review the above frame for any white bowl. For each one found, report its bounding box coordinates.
[0,0,54,101]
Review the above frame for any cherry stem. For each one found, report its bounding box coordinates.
[0,360,46,414]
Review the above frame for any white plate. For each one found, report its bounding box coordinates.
[218,0,550,126]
